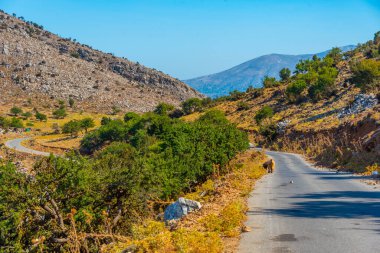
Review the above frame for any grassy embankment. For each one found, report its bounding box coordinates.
[103,149,266,253]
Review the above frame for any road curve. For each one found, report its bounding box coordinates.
[5,137,51,156]
[239,150,380,253]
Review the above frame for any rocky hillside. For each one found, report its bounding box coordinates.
[185,46,355,98]
[0,11,202,112]
[184,34,380,172]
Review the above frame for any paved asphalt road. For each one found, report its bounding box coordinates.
[239,150,380,253]
[5,137,51,156]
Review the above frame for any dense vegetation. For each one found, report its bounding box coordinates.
[0,109,248,252]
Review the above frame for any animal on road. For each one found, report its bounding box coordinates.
[263,159,276,173]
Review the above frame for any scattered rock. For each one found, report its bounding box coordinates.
[277,119,290,134]
[0,42,9,54]
[338,94,378,118]
[164,197,202,221]
[121,244,137,253]
[241,225,251,232]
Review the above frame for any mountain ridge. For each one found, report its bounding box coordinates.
[184,45,356,98]
[0,11,202,113]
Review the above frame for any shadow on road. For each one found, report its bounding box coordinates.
[290,191,380,199]
[248,191,380,220]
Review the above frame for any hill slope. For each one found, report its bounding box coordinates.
[185,46,355,98]
[0,11,202,112]
[183,37,379,172]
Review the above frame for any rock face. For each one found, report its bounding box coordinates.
[164,197,202,221]
[0,11,203,112]
[338,94,378,118]
[362,128,380,156]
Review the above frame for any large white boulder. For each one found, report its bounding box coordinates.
[164,197,202,221]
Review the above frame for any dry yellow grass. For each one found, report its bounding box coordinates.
[101,149,267,253]
[34,134,81,150]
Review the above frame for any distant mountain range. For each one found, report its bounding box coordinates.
[184,45,356,98]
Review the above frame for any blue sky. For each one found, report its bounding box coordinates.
[0,0,379,79]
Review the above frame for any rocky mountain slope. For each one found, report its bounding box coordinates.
[184,36,379,172]
[185,46,355,98]
[0,11,202,112]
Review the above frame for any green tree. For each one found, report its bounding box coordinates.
[9,117,24,128]
[262,76,279,88]
[279,68,291,81]
[0,117,10,128]
[58,99,66,109]
[286,80,307,103]
[154,103,175,115]
[68,98,75,108]
[21,111,33,119]
[124,112,141,123]
[10,106,23,116]
[326,47,343,65]
[181,98,203,115]
[62,120,81,137]
[237,101,250,111]
[308,67,338,101]
[52,108,67,119]
[374,31,380,44]
[254,106,274,124]
[228,90,245,101]
[351,59,380,91]
[80,118,95,133]
[35,111,47,121]
[101,116,112,125]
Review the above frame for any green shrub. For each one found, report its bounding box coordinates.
[228,90,245,101]
[286,80,307,103]
[154,102,175,115]
[325,47,343,65]
[124,112,140,123]
[9,117,24,128]
[100,116,112,125]
[254,106,274,124]
[52,108,67,119]
[181,98,203,115]
[21,111,33,119]
[1,108,249,251]
[80,117,95,133]
[0,116,10,128]
[351,59,380,91]
[308,67,338,101]
[279,68,291,81]
[237,101,250,111]
[62,120,81,137]
[35,111,47,121]
[10,106,22,116]
[258,122,278,141]
[262,76,279,88]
